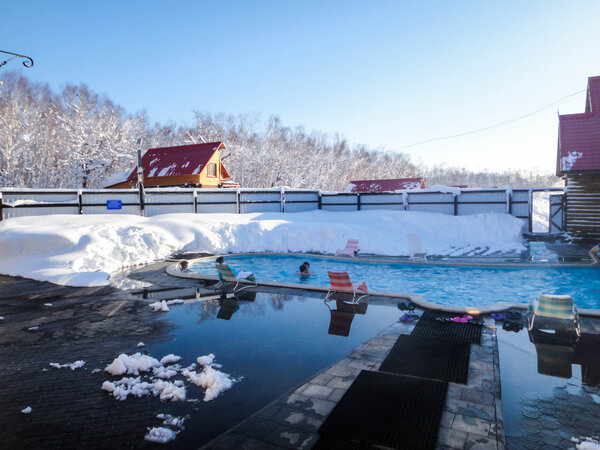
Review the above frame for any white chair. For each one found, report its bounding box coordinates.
[335,239,359,257]
[407,234,427,262]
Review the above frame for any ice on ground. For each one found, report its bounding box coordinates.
[21,406,32,414]
[136,342,145,347]
[144,427,179,444]
[91,368,101,374]
[0,211,527,287]
[149,300,169,312]
[197,354,215,367]
[183,364,234,402]
[105,353,161,376]
[44,303,52,307]
[49,360,85,370]
[27,326,39,331]
[160,354,182,365]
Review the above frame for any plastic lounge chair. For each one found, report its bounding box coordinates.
[215,263,257,293]
[527,294,580,337]
[325,271,368,303]
[335,239,359,257]
[407,234,427,262]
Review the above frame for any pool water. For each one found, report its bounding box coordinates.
[188,255,600,309]
[145,289,398,447]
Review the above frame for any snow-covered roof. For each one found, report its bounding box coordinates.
[124,142,230,183]
[347,178,425,192]
[557,76,600,175]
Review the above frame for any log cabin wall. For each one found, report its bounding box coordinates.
[565,173,600,238]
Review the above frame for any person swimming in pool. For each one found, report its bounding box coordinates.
[590,243,600,265]
[216,256,225,265]
[299,261,311,277]
[178,260,190,272]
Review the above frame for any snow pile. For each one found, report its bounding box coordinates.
[104,353,161,376]
[49,361,85,370]
[572,437,600,449]
[182,354,236,402]
[144,427,179,444]
[21,407,32,414]
[149,300,169,312]
[0,210,526,287]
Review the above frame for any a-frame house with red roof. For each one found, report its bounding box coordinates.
[106,142,239,189]
[557,76,600,238]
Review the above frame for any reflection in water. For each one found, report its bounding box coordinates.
[324,298,368,337]
[216,291,257,320]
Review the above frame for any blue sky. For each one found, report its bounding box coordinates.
[3,0,600,173]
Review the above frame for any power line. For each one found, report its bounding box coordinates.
[385,88,587,153]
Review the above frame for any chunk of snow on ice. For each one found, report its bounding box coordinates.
[136,342,145,347]
[152,379,187,402]
[0,316,4,320]
[27,326,39,331]
[21,407,32,414]
[160,354,182,365]
[44,303,53,307]
[144,427,179,443]
[197,354,215,366]
[572,437,600,450]
[149,300,169,312]
[91,368,101,374]
[105,353,160,376]
[49,360,85,370]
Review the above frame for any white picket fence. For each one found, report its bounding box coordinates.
[0,187,563,232]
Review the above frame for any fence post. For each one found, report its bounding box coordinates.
[453,193,457,216]
[403,192,408,211]
[528,189,533,233]
[507,189,512,215]
[318,191,322,210]
[0,192,3,221]
[78,190,83,214]
[193,189,198,214]
[357,193,361,211]
[281,187,285,213]
[236,189,241,214]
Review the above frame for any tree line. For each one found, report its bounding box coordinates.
[0,72,560,190]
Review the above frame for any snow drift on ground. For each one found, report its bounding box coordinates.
[0,210,527,287]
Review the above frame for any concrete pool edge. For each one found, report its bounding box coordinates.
[166,254,600,317]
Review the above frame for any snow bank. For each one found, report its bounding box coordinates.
[0,210,527,287]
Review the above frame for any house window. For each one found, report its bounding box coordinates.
[207,163,217,177]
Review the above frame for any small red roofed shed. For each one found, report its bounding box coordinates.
[106,142,239,189]
[347,178,425,193]
[556,76,600,238]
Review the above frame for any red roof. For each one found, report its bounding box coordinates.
[348,178,425,192]
[557,76,600,175]
[125,142,227,182]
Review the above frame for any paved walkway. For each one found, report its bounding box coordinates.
[204,313,506,449]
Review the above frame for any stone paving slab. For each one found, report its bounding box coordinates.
[204,311,506,449]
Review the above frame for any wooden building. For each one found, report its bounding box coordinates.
[346,177,426,193]
[106,142,239,189]
[557,76,600,238]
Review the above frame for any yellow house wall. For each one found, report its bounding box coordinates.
[198,151,222,186]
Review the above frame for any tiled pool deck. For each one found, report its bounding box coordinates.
[204,312,505,449]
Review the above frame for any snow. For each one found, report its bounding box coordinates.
[144,427,179,444]
[44,303,53,307]
[136,342,145,348]
[197,354,215,366]
[160,354,182,365]
[0,211,527,287]
[149,300,169,312]
[50,361,85,370]
[562,151,583,171]
[21,407,32,414]
[419,185,462,195]
[101,171,129,188]
[572,437,600,449]
[104,353,161,376]
[183,363,235,402]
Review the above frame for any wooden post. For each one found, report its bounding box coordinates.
[318,191,322,209]
[281,187,285,213]
[236,189,241,214]
[193,189,198,214]
[78,190,83,214]
[453,193,458,216]
[507,190,513,215]
[0,192,3,221]
[357,193,361,211]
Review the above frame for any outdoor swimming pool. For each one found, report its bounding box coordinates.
[184,254,600,310]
